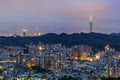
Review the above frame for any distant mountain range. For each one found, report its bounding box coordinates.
[0,32,120,50]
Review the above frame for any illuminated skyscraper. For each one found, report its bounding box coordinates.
[105,44,110,53]
[22,29,27,37]
[90,16,93,33]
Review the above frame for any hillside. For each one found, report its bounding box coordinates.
[0,32,120,50]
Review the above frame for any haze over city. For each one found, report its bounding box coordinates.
[0,0,120,34]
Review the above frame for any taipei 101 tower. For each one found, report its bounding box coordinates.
[90,16,93,33]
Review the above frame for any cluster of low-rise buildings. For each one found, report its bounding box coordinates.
[0,43,120,80]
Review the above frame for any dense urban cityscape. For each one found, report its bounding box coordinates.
[0,30,120,80]
[0,0,120,80]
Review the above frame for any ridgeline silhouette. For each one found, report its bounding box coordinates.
[0,32,120,50]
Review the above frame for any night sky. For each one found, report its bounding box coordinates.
[0,0,120,34]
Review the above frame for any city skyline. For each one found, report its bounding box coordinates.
[0,0,120,34]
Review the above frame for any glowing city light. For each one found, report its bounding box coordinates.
[39,46,43,50]
[105,44,110,52]
[22,29,27,33]
[22,59,26,62]
[38,32,42,36]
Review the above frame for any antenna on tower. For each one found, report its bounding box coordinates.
[90,16,93,33]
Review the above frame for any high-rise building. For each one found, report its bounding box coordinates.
[16,52,23,64]
[22,29,27,37]
[90,16,93,33]
[36,52,64,70]
[105,45,110,53]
